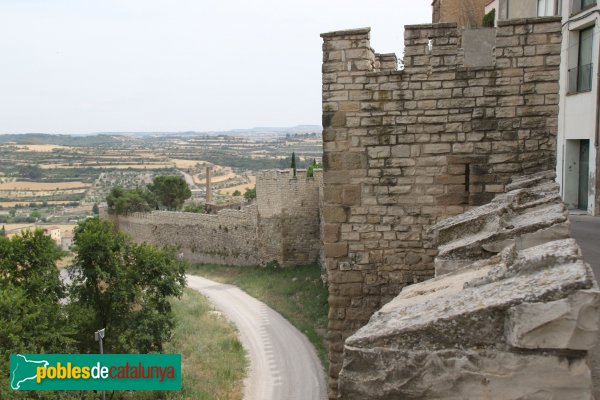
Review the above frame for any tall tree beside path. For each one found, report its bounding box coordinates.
[67,218,187,354]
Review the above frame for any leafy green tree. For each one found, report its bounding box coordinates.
[232,190,242,196]
[0,230,74,398]
[482,8,495,27]
[147,176,192,211]
[0,225,5,237]
[30,210,41,220]
[68,218,186,354]
[106,186,154,215]
[18,164,43,180]
[0,229,64,300]
[92,203,100,215]
[291,152,297,177]
[307,159,322,178]
[244,186,256,200]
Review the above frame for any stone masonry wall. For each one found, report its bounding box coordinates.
[104,169,323,267]
[321,17,562,397]
[107,205,260,266]
[256,169,323,266]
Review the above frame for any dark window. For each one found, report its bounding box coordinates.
[573,0,596,14]
[568,27,594,93]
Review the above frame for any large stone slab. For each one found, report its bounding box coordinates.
[429,172,569,275]
[339,238,599,399]
[340,349,592,400]
[506,290,600,350]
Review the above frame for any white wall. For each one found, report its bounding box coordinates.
[508,0,538,18]
[557,2,599,215]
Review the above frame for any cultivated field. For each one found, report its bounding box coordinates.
[0,130,322,222]
[218,176,257,195]
[0,181,92,190]
[14,144,67,152]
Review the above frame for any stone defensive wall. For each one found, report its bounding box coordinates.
[108,205,260,266]
[257,169,323,266]
[104,169,323,267]
[320,17,563,397]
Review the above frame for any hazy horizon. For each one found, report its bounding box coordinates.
[0,1,430,135]
[0,123,323,137]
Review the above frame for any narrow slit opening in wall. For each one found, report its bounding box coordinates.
[464,164,470,202]
[428,39,434,52]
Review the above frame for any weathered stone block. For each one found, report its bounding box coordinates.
[323,206,348,223]
[324,223,340,243]
[340,349,593,400]
[342,185,362,206]
[507,290,600,350]
[340,238,598,399]
[422,143,451,154]
[326,242,349,258]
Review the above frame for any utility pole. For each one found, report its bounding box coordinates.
[95,328,106,400]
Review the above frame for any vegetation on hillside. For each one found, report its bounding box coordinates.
[0,132,321,226]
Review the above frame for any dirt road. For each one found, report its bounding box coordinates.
[186,275,326,400]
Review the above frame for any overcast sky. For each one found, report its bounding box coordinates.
[0,1,430,134]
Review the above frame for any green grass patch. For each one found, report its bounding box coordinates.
[187,263,329,368]
[165,288,247,400]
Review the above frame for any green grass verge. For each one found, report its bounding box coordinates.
[186,263,329,368]
[165,288,247,400]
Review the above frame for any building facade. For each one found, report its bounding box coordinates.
[432,0,493,27]
[42,226,62,247]
[557,0,599,215]
[475,0,600,215]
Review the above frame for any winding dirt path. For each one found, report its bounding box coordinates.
[186,274,326,400]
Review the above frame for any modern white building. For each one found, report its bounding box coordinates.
[556,0,598,215]
[479,0,599,215]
